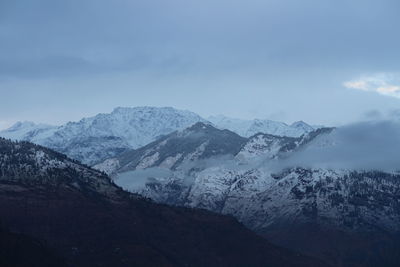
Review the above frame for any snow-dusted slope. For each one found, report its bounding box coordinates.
[112,126,400,236]
[236,127,334,161]
[135,166,400,233]
[99,125,330,175]
[50,107,207,148]
[0,137,121,198]
[0,107,207,165]
[0,121,57,142]
[208,115,315,137]
[94,122,247,174]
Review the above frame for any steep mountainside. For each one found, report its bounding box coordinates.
[0,107,206,165]
[109,126,400,266]
[208,115,315,137]
[237,127,333,161]
[97,125,331,175]
[0,137,325,267]
[137,167,400,232]
[0,137,121,198]
[94,122,247,174]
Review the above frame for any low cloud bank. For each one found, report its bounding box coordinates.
[282,120,400,171]
[116,120,400,192]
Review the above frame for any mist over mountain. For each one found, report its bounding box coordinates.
[282,120,400,171]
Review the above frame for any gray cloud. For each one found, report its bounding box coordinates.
[2,0,400,78]
[282,120,400,171]
[1,0,400,127]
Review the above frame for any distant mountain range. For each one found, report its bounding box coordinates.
[0,107,207,165]
[0,107,317,165]
[208,115,315,137]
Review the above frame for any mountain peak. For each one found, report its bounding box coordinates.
[101,122,247,173]
[209,116,315,137]
[111,106,189,114]
[186,121,215,131]
[0,107,207,165]
[0,121,56,142]
[291,120,307,126]
[7,121,37,131]
[290,121,314,131]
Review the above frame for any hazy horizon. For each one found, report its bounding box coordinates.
[0,105,329,130]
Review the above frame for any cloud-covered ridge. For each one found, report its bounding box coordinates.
[283,120,400,171]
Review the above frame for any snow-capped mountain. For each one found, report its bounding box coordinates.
[94,122,247,174]
[54,106,207,148]
[0,107,207,165]
[0,108,319,165]
[208,115,315,137]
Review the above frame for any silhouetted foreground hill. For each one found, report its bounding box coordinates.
[0,227,66,267]
[0,138,325,266]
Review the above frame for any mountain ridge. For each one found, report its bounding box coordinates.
[208,115,316,137]
[0,107,317,165]
[0,107,207,165]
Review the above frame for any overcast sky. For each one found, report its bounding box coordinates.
[1,0,400,129]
